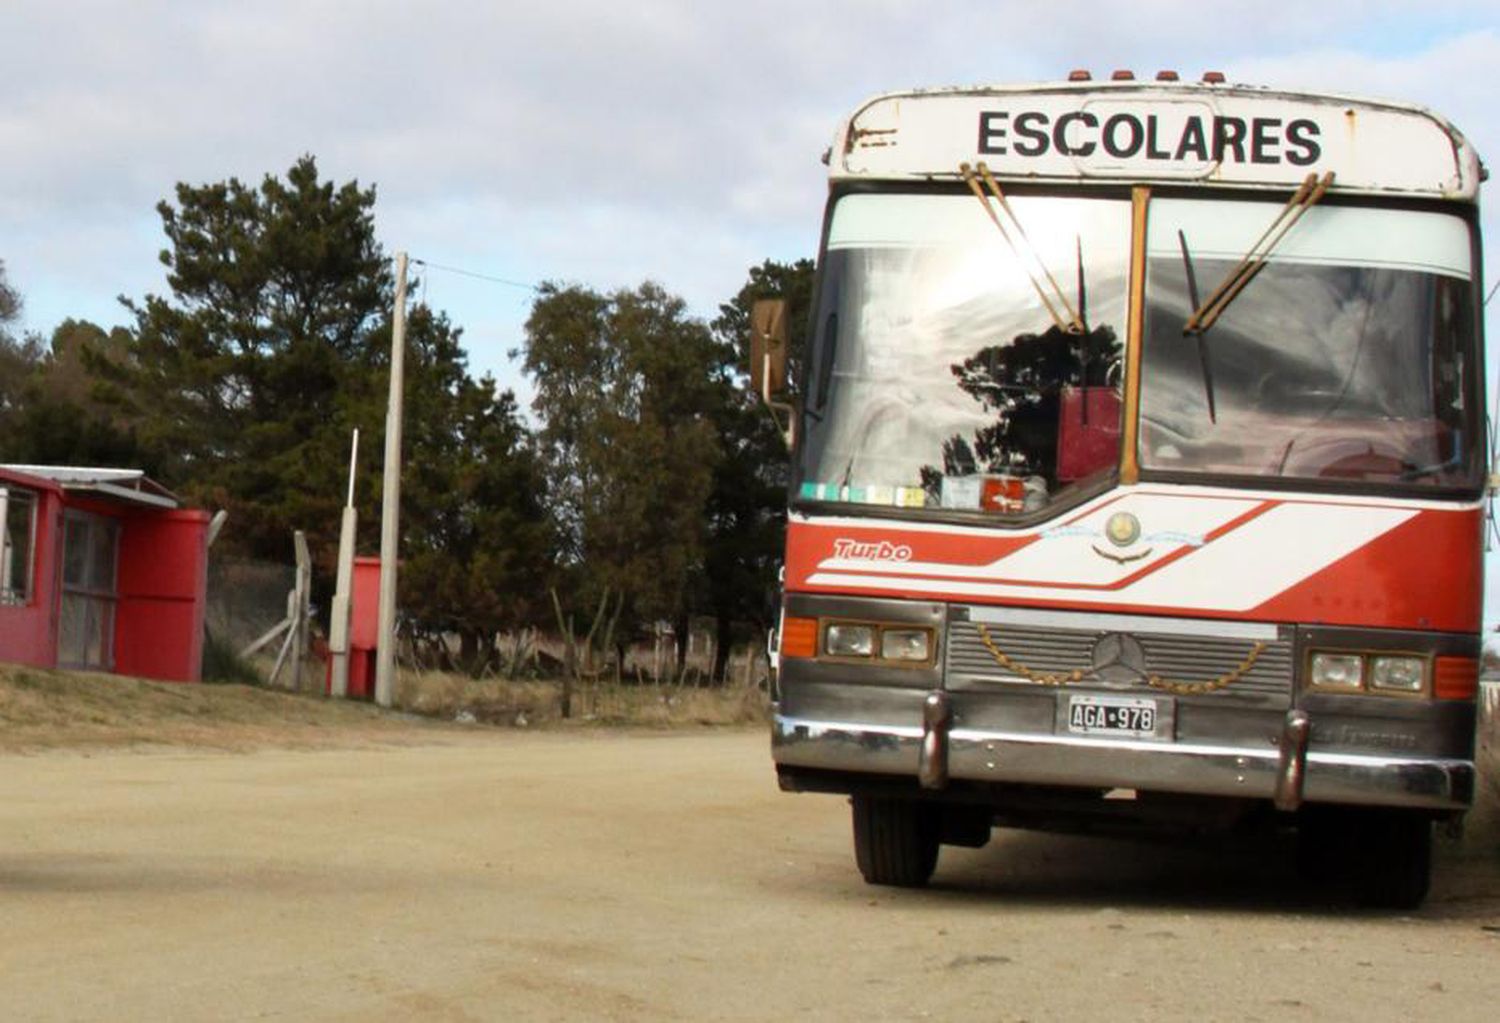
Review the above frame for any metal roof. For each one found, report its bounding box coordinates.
[0,465,181,510]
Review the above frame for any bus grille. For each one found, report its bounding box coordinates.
[944,614,1295,702]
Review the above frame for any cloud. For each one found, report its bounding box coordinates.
[4,3,1496,355]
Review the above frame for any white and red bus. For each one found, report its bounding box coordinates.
[760,72,1487,907]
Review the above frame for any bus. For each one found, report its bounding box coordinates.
[755,72,1487,908]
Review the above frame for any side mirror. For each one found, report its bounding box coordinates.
[749,298,788,401]
[748,298,796,450]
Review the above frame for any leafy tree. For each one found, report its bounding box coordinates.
[0,302,155,467]
[111,155,391,556]
[0,258,19,332]
[522,281,722,669]
[0,259,33,436]
[97,157,550,670]
[397,307,555,669]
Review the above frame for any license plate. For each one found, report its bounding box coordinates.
[1065,694,1161,738]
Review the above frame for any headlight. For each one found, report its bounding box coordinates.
[880,628,931,662]
[825,623,875,658]
[1370,656,1426,693]
[1310,652,1363,690]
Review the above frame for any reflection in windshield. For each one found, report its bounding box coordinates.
[798,193,1131,517]
[1141,200,1479,487]
[920,320,1121,508]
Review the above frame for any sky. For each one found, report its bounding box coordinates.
[5,1,1500,617]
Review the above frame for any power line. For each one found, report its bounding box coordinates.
[410,258,539,293]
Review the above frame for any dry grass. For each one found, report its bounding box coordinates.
[0,662,441,752]
[393,669,771,729]
[0,661,769,753]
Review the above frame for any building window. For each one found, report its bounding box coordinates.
[59,511,119,670]
[0,486,37,606]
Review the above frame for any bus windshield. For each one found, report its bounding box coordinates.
[797,192,1132,518]
[1140,200,1480,488]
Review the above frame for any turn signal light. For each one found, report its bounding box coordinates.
[780,616,818,659]
[1434,656,1478,700]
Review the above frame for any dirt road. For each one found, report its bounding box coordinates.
[1,728,1496,1021]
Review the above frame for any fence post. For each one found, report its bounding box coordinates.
[291,530,311,691]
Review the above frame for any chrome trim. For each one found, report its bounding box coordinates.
[968,604,1281,641]
[918,691,951,790]
[773,714,1472,811]
[1274,709,1311,811]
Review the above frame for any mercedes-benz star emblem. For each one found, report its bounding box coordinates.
[1090,633,1148,685]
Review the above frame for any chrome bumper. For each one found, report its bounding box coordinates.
[772,709,1474,812]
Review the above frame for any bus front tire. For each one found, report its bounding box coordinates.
[1353,810,1432,910]
[1298,806,1432,909]
[852,795,939,888]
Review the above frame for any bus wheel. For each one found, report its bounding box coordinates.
[851,795,939,888]
[1352,810,1432,910]
[1295,806,1349,883]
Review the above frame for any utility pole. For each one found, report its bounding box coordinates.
[328,429,359,698]
[374,252,408,708]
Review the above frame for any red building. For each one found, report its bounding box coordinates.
[0,465,211,683]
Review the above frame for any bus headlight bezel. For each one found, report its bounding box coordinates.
[1306,650,1431,697]
[1308,652,1364,691]
[824,623,876,659]
[1369,655,1427,693]
[880,628,932,663]
[819,620,937,667]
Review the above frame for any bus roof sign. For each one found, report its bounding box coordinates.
[834,84,1481,199]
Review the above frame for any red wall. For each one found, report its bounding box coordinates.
[0,471,210,683]
[0,472,64,670]
[350,556,383,650]
[344,556,383,698]
[113,508,211,683]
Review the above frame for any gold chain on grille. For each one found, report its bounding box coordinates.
[973,623,1268,696]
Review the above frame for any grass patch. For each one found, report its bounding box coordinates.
[393,670,770,729]
[0,662,431,752]
[0,660,769,753]
[201,628,262,685]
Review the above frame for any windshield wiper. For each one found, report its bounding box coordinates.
[960,161,1085,336]
[1177,229,1218,422]
[1184,171,1334,335]
[1401,431,1465,482]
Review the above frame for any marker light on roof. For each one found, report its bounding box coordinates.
[1111,70,1135,81]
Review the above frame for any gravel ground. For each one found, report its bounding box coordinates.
[1,727,1496,1022]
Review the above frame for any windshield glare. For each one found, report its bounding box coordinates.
[799,193,1133,518]
[1141,200,1479,487]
